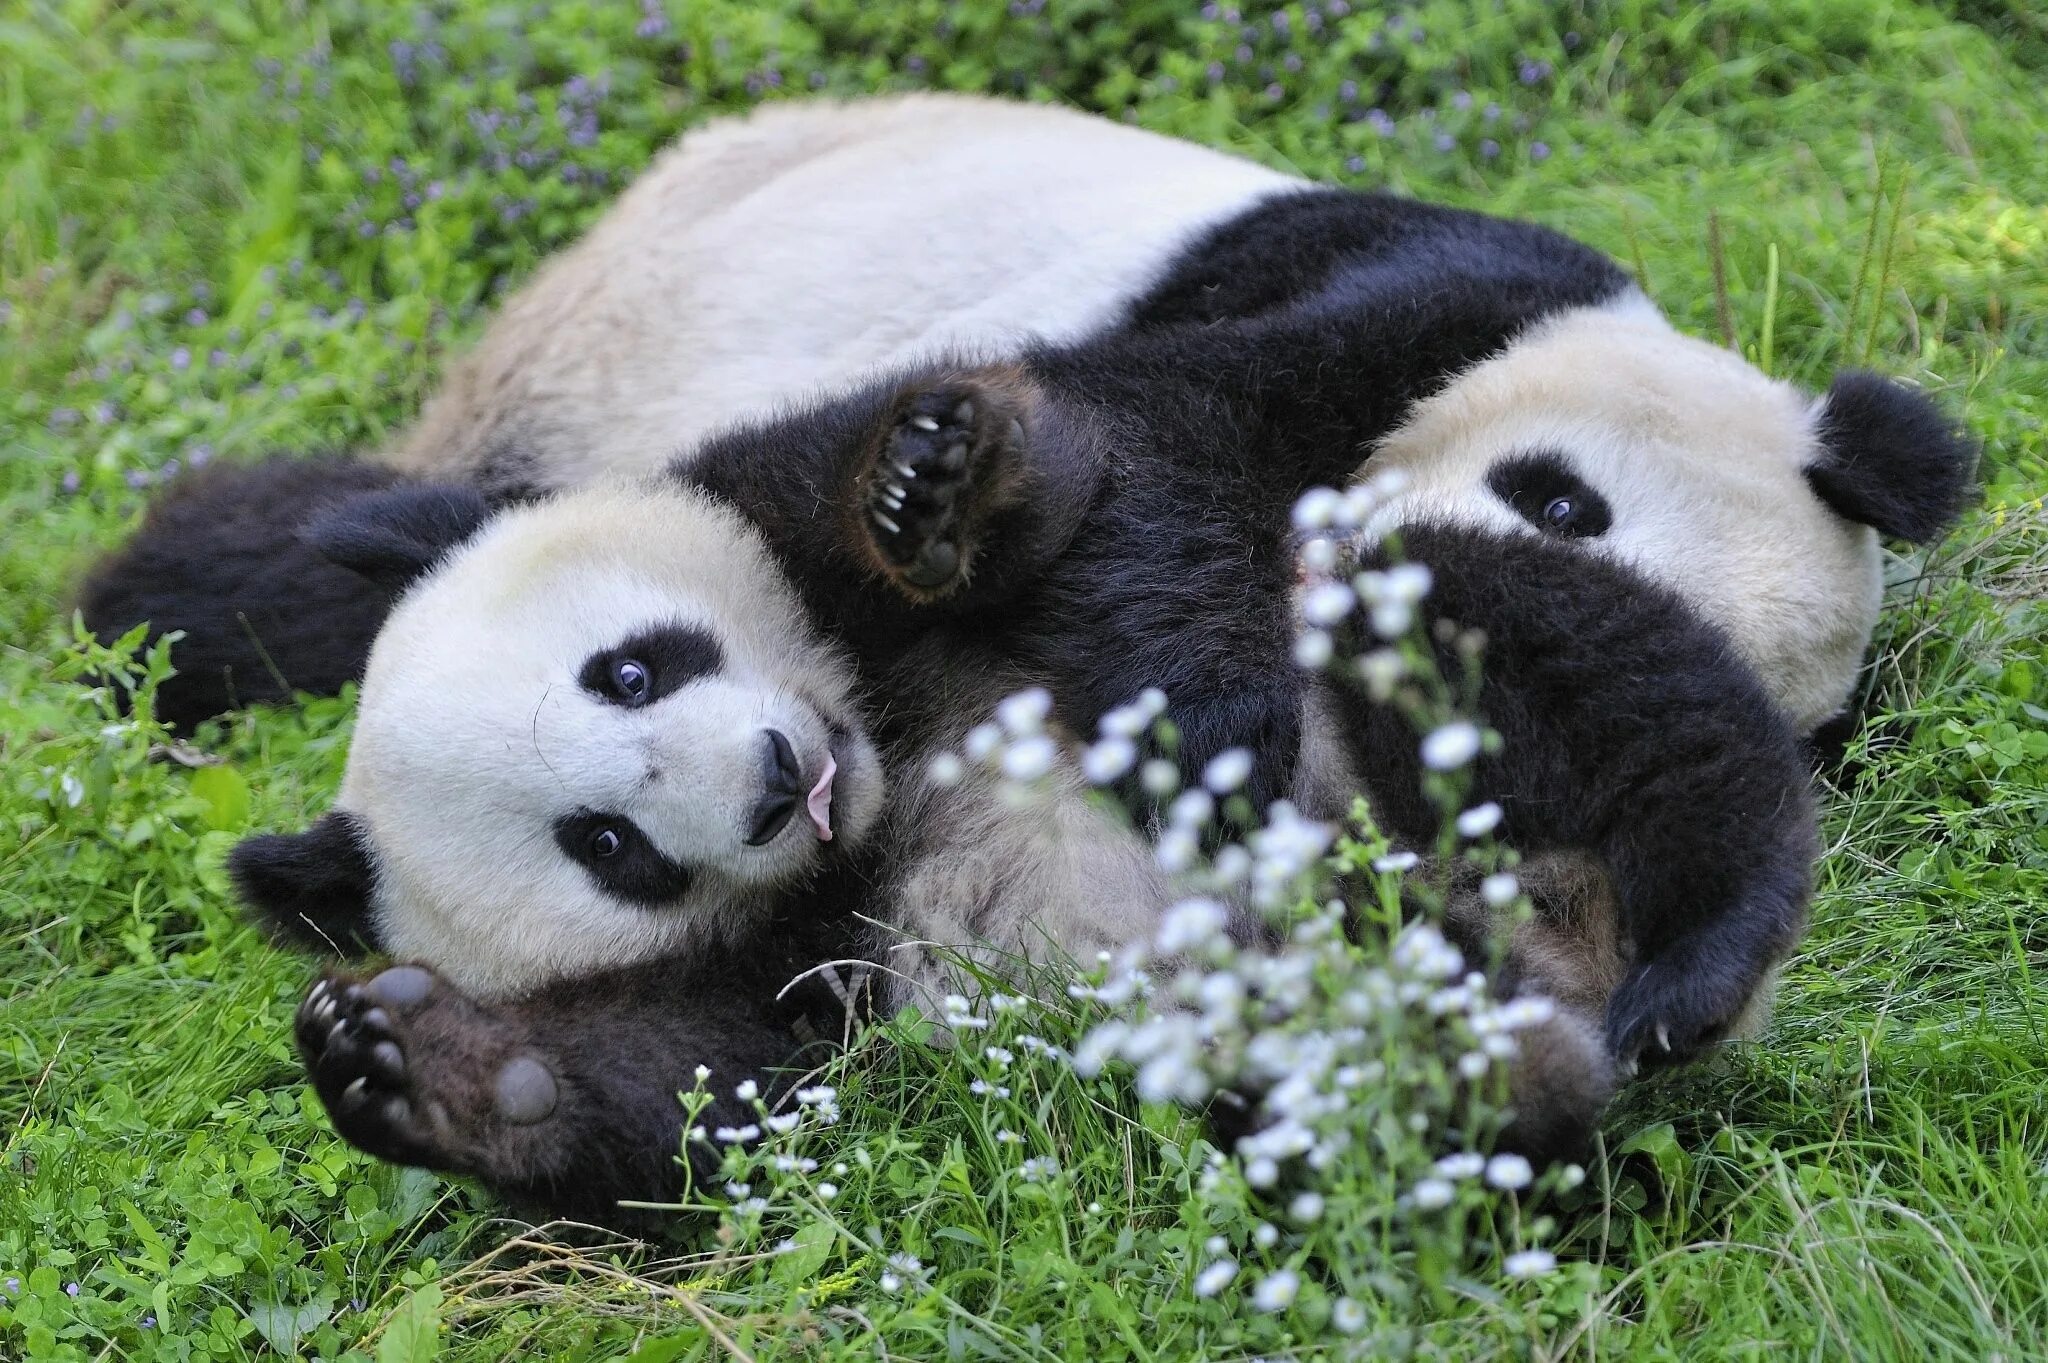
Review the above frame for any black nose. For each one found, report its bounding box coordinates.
[745,729,802,846]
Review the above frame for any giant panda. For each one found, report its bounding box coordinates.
[253,339,1825,1217]
[83,93,1973,741]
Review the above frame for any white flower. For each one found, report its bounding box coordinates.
[1193,1259,1238,1298]
[714,1124,759,1144]
[1169,788,1214,829]
[1299,535,1339,572]
[1252,1269,1299,1312]
[1136,688,1168,719]
[1485,1153,1534,1190]
[1456,802,1503,838]
[1019,1156,1059,1182]
[1245,1157,1279,1188]
[1496,996,1557,1030]
[1435,1151,1486,1180]
[1081,736,1136,784]
[1292,486,1343,531]
[996,687,1052,736]
[964,722,1002,762]
[764,1112,801,1135]
[927,751,966,788]
[693,1064,711,1083]
[1001,734,1057,783]
[1302,580,1356,626]
[1099,703,1149,739]
[1155,827,1199,874]
[985,1046,1013,1066]
[795,1085,837,1106]
[734,1079,759,1103]
[1288,1191,1324,1224]
[1293,629,1334,668]
[1202,748,1254,795]
[1155,897,1229,954]
[1411,1177,1455,1210]
[995,1129,1024,1145]
[1252,1221,1279,1248]
[1421,721,1482,771]
[1385,561,1432,602]
[1141,759,1180,796]
[1458,1051,1490,1080]
[1371,600,1414,637]
[1332,1297,1367,1333]
[1481,872,1521,907]
[1372,850,1420,874]
[1558,1164,1586,1191]
[1504,1248,1557,1279]
[1357,647,1405,697]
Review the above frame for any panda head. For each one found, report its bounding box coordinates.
[1368,294,1978,732]
[229,479,885,997]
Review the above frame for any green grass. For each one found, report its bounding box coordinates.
[3,0,2045,1358]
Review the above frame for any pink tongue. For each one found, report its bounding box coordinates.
[806,754,837,842]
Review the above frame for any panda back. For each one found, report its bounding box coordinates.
[390,94,1299,494]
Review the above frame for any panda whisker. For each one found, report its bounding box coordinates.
[530,683,567,793]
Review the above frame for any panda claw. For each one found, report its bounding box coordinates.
[1654,1023,1672,1053]
[910,414,940,432]
[872,510,902,536]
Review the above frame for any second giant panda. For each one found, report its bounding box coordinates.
[83,94,1974,740]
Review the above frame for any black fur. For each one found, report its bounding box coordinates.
[1806,370,1979,542]
[303,482,492,592]
[295,911,858,1225]
[76,455,408,730]
[229,810,381,953]
[1325,525,1816,1066]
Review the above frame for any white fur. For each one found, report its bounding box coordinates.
[1367,296,1881,731]
[390,94,1294,486]
[338,481,884,998]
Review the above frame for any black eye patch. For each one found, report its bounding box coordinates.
[552,809,694,905]
[577,623,724,708]
[1486,453,1613,539]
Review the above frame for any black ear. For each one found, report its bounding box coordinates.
[228,810,382,955]
[303,483,491,593]
[1806,371,1979,544]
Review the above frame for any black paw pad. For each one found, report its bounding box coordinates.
[867,385,1022,592]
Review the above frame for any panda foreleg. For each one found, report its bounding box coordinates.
[1326,525,1816,1073]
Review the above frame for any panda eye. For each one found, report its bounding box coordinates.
[588,825,623,858]
[611,659,650,704]
[1486,453,1613,540]
[554,810,694,904]
[578,625,724,707]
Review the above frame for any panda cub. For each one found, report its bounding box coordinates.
[250,348,1823,1217]
[84,94,1973,741]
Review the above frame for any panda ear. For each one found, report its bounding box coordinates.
[303,483,491,593]
[228,810,382,955]
[1805,371,1978,544]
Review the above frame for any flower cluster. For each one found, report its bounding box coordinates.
[920,483,1572,1330]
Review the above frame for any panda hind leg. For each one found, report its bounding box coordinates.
[856,372,1036,600]
[296,966,564,1184]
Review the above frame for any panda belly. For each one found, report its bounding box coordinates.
[388,93,1298,492]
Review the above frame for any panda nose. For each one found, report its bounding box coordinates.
[745,728,803,846]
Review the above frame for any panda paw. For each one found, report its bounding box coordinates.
[862,379,1028,598]
[296,965,560,1174]
[1603,931,1761,1071]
